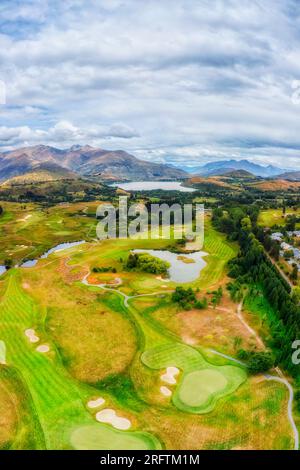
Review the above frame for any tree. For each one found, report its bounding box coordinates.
[286,215,296,231]
[290,264,298,282]
[237,350,275,374]
[4,259,13,269]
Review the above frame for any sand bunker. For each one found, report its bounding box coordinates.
[95,409,131,430]
[25,329,40,343]
[87,397,105,409]
[160,386,172,397]
[161,366,180,385]
[18,214,32,222]
[0,340,6,364]
[36,345,50,353]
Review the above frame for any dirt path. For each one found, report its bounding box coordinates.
[210,300,298,450]
[236,301,265,349]
[265,251,294,290]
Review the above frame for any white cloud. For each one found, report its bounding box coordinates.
[0,0,300,169]
[0,120,139,149]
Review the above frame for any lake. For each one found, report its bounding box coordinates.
[21,241,86,268]
[111,181,195,192]
[132,249,208,283]
[0,266,7,276]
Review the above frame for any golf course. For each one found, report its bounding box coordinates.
[0,202,297,450]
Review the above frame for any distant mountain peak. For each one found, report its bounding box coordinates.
[191,159,285,177]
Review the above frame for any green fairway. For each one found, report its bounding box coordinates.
[198,223,238,288]
[70,424,162,450]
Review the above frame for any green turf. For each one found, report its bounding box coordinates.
[258,208,300,228]
[0,271,161,450]
[70,424,162,450]
[0,340,6,364]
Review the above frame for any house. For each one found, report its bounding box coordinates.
[293,248,300,260]
[271,232,283,241]
[281,242,293,251]
[287,230,300,238]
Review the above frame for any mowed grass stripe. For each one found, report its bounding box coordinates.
[0,271,162,450]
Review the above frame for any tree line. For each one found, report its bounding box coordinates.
[212,205,300,378]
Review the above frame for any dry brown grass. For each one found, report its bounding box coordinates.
[22,260,138,384]
[186,176,236,189]
[250,179,300,192]
[135,377,293,450]
[0,368,18,448]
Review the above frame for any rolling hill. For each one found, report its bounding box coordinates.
[276,171,300,181]
[1,162,77,186]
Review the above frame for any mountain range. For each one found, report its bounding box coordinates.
[1,145,299,184]
[0,145,187,183]
[185,159,287,177]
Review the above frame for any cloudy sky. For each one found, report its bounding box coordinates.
[1,0,300,170]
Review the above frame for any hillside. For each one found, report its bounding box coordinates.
[1,162,77,186]
[248,179,300,192]
[0,145,187,182]
[221,169,256,179]
[184,176,239,191]
[276,171,300,181]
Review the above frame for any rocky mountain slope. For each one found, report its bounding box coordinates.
[0,145,187,183]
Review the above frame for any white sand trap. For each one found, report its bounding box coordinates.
[161,366,180,385]
[87,397,105,409]
[160,386,172,397]
[36,345,50,353]
[18,214,32,222]
[95,409,131,430]
[25,328,40,343]
[0,340,6,364]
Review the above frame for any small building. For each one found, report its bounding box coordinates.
[271,232,283,241]
[281,242,293,251]
[293,248,300,260]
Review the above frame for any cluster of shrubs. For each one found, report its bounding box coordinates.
[126,253,169,275]
[237,350,275,375]
[92,266,117,273]
[171,286,207,311]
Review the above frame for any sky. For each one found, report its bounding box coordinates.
[1,0,300,170]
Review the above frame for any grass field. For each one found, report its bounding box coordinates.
[258,208,300,227]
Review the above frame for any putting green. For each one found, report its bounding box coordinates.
[179,370,227,407]
[142,343,247,414]
[70,424,162,450]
